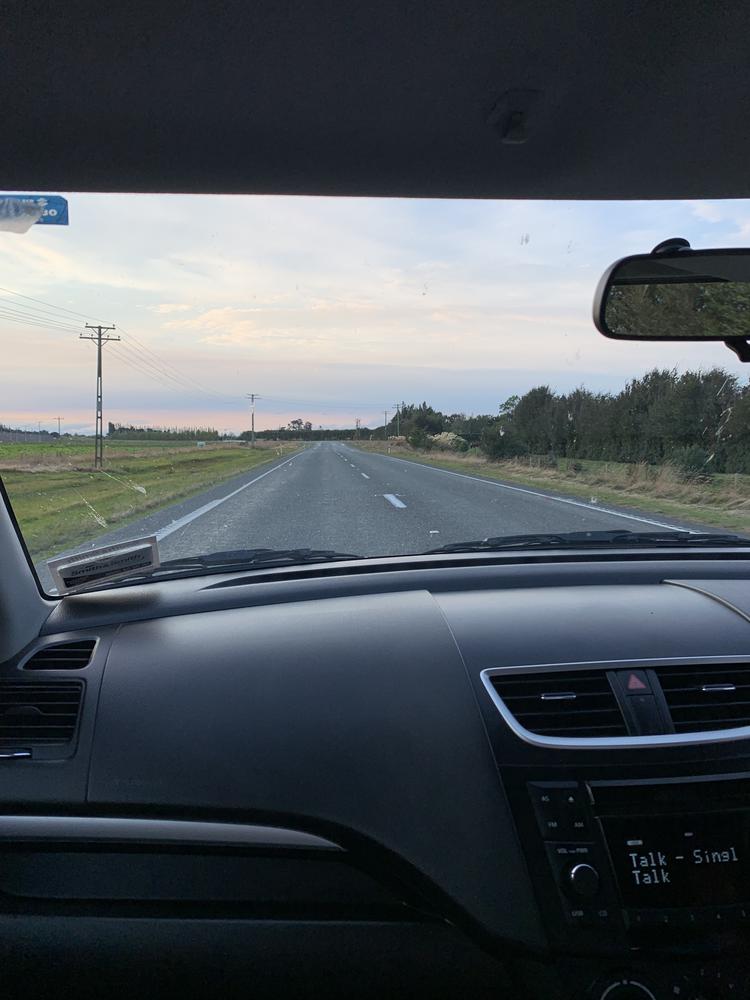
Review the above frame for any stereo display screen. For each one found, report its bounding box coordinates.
[602,811,750,908]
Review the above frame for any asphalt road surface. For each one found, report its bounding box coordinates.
[37,442,716,589]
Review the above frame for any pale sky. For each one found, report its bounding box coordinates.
[1,194,749,434]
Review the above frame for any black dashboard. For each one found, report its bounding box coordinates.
[4,552,750,999]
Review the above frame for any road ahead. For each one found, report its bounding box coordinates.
[42,443,711,587]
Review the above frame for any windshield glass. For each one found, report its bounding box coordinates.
[1,194,749,593]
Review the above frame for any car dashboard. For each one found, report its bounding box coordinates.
[3,552,750,999]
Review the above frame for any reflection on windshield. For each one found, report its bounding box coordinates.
[0,193,749,592]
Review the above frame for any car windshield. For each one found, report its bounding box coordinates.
[1,193,750,593]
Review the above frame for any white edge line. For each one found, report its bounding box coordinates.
[155,453,299,541]
[375,454,698,533]
[383,493,407,509]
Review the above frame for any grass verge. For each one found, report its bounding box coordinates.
[353,443,750,535]
[0,440,300,561]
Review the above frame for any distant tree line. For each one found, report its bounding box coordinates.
[252,419,375,442]
[107,423,221,440]
[384,369,750,475]
[104,367,750,475]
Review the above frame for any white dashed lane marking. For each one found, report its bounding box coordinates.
[383,494,407,509]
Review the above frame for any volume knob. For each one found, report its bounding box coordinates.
[592,980,656,1000]
[567,862,600,898]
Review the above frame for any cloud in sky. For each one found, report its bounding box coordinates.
[0,193,748,433]
[152,303,193,314]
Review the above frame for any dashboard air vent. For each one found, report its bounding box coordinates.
[0,682,84,745]
[488,670,627,738]
[656,664,750,733]
[23,640,96,670]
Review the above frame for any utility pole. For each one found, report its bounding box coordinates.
[355,417,360,440]
[55,416,63,435]
[384,409,389,440]
[246,393,260,447]
[392,403,401,437]
[80,324,119,468]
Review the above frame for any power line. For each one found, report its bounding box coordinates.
[114,339,205,393]
[0,284,107,324]
[0,284,398,423]
[0,304,82,335]
[0,284,237,401]
[0,302,82,330]
[108,343,239,408]
[115,338,241,403]
[108,344,201,395]
[108,344,174,386]
[117,325,241,401]
[0,296,89,329]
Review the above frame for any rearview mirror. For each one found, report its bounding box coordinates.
[593,240,750,361]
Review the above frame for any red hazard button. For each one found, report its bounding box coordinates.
[624,670,649,693]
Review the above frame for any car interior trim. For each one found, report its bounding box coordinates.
[0,815,344,851]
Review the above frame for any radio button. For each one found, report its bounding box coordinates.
[570,813,591,836]
[540,816,566,836]
[528,782,591,839]
[562,903,620,929]
[567,862,600,898]
[563,904,592,926]
[592,905,618,926]
[560,785,588,810]
[528,782,572,812]
[628,910,663,927]
[590,979,657,1000]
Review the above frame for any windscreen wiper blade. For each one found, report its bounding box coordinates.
[427,529,750,554]
[107,547,362,585]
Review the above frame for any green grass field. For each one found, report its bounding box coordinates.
[354,442,750,536]
[0,439,299,561]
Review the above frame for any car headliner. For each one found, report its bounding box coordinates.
[2,1,748,200]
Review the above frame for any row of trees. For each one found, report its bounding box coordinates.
[254,425,375,442]
[104,367,750,474]
[386,369,750,475]
[107,423,221,440]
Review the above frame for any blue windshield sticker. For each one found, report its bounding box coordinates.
[0,195,69,232]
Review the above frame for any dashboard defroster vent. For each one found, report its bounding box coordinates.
[0,682,84,745]
[23,640,96,670]
[656,663,750,733]
[487,669,627,738]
